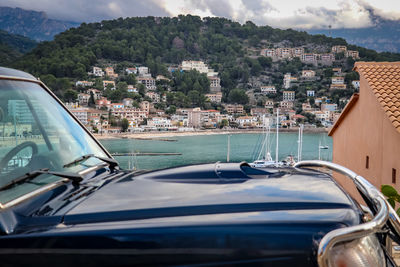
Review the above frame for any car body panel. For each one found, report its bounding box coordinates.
[0,68,394,267]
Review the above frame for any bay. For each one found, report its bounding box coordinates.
[100,132,332,171]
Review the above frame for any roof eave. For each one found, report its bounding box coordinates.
[328,93,360,136]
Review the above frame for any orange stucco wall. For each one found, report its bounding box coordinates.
[331,75,400,201]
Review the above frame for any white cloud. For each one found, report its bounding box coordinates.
[159,0,400,29]
[1,0,400,28]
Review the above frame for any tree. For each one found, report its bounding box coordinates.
[64,89,77,102]
[137,83,146,96]
[228,88,249,104]
[257,56,272,68]
[187,90,201,106]
[126,74,136,85]
[117,81,128,91]
[166,105,176,115]
[218,119,228,129]
[121,118,129,132]
[88,91,96,107]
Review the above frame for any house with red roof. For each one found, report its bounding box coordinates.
[328,62,400,198]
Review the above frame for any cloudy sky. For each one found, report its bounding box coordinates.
[2,0,400,29]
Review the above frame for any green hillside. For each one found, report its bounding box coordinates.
[9,15,400,106]
[0,30,37,65]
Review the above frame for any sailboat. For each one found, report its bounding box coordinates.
[250,110,282,168]
[250,116,275,167]
[318,136,329,160]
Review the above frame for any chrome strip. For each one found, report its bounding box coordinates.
[0,179,68,210]
[78,163,108,176]
[294,160,400,267]
[0,75,40,84]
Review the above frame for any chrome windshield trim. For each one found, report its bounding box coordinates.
[0,179,68,210]
[294,160,400,267]
[0,75,41,84]
[78,162,109,176]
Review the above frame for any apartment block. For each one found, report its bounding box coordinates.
[205,93,222,103]
[260,85,277,94]
[283,91,295,102]
[331,45,347,53]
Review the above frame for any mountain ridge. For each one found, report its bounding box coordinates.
[0,6,80,41]
[306,15,400,53]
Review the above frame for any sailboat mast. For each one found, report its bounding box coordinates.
[318,140,321,160]
[264,116,268,159]
[298,124,303,162]
[275,108,279,163]
[227,135,231,162]
[297,125,301,161]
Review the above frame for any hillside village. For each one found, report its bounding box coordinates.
[64,43,360,134]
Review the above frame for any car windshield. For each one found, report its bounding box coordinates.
[0,79,108,203]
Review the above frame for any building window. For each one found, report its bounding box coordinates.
[393,168,397,184]
[365,156,369,169]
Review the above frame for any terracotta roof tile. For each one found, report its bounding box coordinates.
[354,62,400,134]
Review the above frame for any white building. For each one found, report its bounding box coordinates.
[181,60,209,73]
[236,116,257,127]
[301,53,317,63]
[78,93,90,105]
[331,77,345,84]
[86,89,102,100]
[313,110,330,121]
[92,67,104,77]
[205,93,222,103]
[69,108,89,125]
[352,80,360,89]
[283,73,298,89]
[146,92,161,103]
[138,67,149,75]
[208,76,221,92]
[137,77,156,90]
[125,67,137,75]
[103,80,116,90]
[111,108,147,121]
[127,85,138,93]
[265,99,274,109]
[76,81,94,87]
[301,70,316,78]
[280,101,294,109]
[306,90,315,97]
[260,86,277,94]
[122,98,134,107]
[147,117,172,129]
[321,103,337,112]
[331,45,347,53]
[283,91,295,102]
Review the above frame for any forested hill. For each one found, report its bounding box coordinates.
[10,15,400,93]
[0,30,37,65]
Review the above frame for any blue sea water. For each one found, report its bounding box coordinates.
[100,132,332,171]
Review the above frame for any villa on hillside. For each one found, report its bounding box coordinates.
[328,61,400,198]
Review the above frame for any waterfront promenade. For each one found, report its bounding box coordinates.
[93,127,329,140]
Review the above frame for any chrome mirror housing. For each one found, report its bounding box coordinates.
[295,160,400,267]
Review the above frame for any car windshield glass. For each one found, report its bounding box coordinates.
[0,79,108,203]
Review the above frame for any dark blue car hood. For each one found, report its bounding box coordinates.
[63,163,361,226]
[1,163,363,267]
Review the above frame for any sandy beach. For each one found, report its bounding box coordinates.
[93,128,329,140]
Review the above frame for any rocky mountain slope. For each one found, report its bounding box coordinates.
[307,15,400,53]
[0,6,80,41]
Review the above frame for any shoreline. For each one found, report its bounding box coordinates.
[93,128,329,140]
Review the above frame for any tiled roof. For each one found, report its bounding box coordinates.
[354,62,400,133]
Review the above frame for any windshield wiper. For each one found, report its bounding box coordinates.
[0,168,83,191]
[63,154,119,169]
